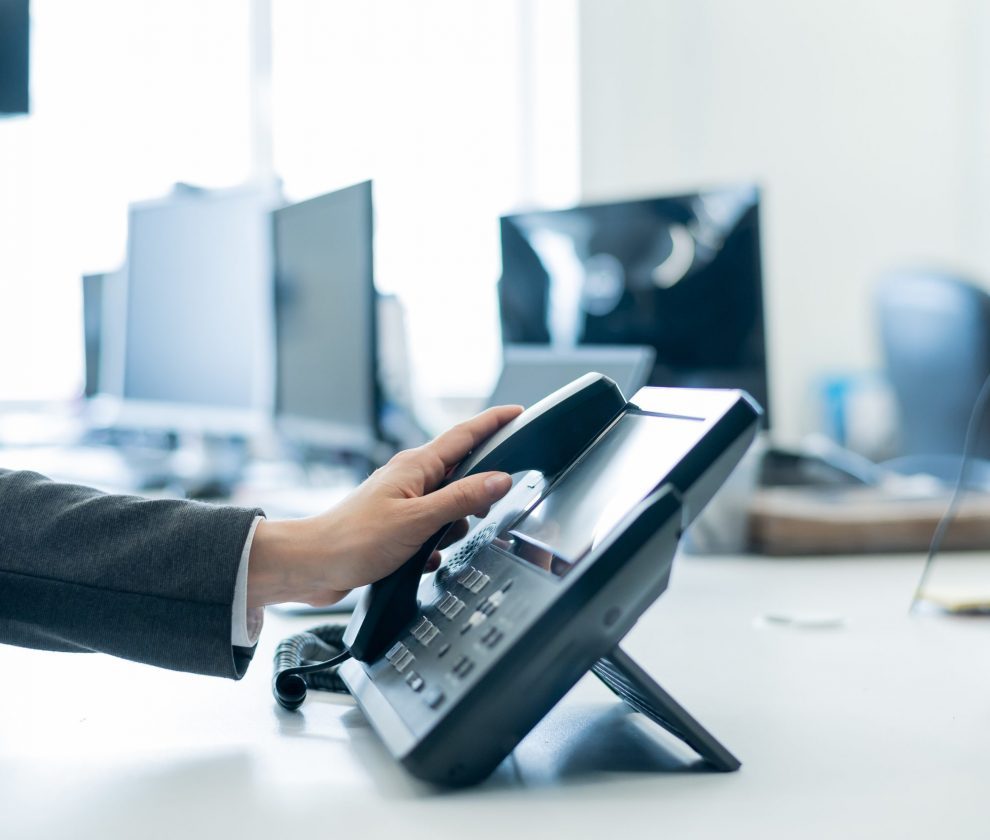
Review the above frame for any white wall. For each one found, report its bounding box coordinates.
[578,0,990,442]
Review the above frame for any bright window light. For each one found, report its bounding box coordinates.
[0,0,253,401]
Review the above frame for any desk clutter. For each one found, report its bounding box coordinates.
[747,486,990,555]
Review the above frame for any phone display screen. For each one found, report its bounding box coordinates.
[496,411,705,577]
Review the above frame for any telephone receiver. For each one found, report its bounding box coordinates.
[343,373,627,662]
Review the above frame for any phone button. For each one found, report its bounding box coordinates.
[424,687,446,709]
[452,656,475,678]
[457,567,483,589]
[481,627,504,648]
[411,617,440,646]
[437,592,467,619]
[460,610,487,634]
[456,567,492,594]
[391,650,415,673]
[405,671,425,692]
[478,589,507,617]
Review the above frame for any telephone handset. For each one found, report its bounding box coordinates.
[342,373,626,663]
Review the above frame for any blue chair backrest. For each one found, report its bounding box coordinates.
[876,268,990,460]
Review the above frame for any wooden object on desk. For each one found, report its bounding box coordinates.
[747,486,990,555]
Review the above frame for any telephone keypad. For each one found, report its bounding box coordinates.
[385,556,537,729]
[375,552,562,741]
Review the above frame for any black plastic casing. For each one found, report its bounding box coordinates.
[341,385,760,787]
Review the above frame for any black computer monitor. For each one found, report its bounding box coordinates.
[121,186,275,433]
[498,185,769,420]
[0,0,29,116]
[273,181,381,457]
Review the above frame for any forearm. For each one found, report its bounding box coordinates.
[0,469,262,678]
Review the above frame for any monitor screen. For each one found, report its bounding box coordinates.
[273,181,379,454]
[122,186,274,426]
[0,0,29,115]
[498,185,769,419]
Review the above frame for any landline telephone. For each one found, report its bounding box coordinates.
[274,373,761,787]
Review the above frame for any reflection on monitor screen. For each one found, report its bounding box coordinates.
[498,185,768,420]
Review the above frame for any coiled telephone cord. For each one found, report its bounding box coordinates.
[272,623,352,711]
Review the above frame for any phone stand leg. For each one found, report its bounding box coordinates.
[592,645,741,772]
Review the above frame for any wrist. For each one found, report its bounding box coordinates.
[247,519,309,608]
[247,514,356,608]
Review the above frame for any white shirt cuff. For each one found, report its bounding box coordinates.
[232,515,265,647]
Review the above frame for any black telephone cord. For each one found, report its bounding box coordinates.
[272,623,353,711]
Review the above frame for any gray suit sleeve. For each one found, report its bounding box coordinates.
[0,469,264,679]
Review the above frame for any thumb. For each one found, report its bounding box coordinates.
[416,472,513,529]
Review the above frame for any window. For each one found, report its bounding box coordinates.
[272,0,530,399]
[0,0,580,405]
[0,0,254,401]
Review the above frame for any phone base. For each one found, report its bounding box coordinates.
[592,645,741,772]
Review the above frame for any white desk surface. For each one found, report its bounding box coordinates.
[3,551,990,840]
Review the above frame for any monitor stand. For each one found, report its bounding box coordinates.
[591,645,741,772]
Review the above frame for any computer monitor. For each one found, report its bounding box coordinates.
[273,181,381,457]
[0,0,29,116]
[120,185,275,433]
[82,273,106,399]
[498,185,769,420]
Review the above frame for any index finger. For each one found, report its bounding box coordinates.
[425,404,523,473]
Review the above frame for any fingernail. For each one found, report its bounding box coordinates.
[484,473,512,495]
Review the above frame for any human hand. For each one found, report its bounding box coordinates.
[247,405,523,608]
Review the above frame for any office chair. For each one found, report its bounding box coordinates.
[876,268,990,487]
